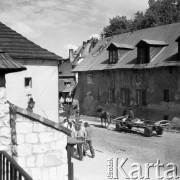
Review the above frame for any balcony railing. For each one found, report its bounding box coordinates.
[0,151,33,180]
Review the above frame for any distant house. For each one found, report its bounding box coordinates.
[59,56,76,100]
[70,40,94,68]
[0,22,61,122]
[73,23,180,120]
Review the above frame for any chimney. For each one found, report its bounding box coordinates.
[83,41,86,48]
[69,49,74,62]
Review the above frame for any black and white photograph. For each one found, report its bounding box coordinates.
[0,0,180,180]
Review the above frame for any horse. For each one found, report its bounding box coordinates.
[96,105,111,128]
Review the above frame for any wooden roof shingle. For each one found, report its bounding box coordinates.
[0,50,26,73]
[72,23,180,72]
[0,22,61,61]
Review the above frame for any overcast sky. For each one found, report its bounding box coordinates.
[0,0,149,58]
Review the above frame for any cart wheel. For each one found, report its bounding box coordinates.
[127,124,132,130]
[116,123,122,132]
[156,127,163,135]
[144,127,152,137]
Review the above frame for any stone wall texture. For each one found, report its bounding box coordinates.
[0,87,11,155]
[14,114,68,180]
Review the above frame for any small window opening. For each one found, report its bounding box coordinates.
[25,77,32,88]
[163,90,169,102]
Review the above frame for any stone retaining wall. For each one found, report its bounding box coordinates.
[0,87,11,155]
[14,113,68,180]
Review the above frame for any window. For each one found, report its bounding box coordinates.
[163,90,169,102]
[87,74,93,84]
[108,88,115,103]
[137,47,149,64]
[64,82,71,86]
[109,50,117,63]
[25,77,32,87]
[136,89,146,106]
[121,88,130,105]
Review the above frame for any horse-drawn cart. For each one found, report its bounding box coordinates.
[113,116,170,137]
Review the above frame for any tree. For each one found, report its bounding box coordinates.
[90,37,99,49]
[100,16,132,38]
[101,0,180,38]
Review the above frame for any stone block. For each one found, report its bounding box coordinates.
[58,132,67,141]
[36,154,44,167]
[49,142,56,150]
[17,144,32,156]
[26,133,38,144]
[63,176,68,180]
[57,164,68,179]
[39,132,54,143]
[42,168,49,180]
[3,103,9,114]
[0,119,4,126]
[16,122,33,134]
[60,149,67,163]
[0,110,5,118]
[33,144,49,154]
[27,156,36,168]
[49,167,57,180]
[17,157,26,168]
[23,168,32,177]
[2,114,10,126]
[31,168,42,180]
[0,137,11,145]
[44,153,61,167]
[55,139,67,150]
[46,126,53,132]
[0,87,6,99]
[16,115,23,122]
[0,127,11,137]
[0,144,9,151]
[17,134,25,144]
[33,122,47,132]
[54,131,60,141]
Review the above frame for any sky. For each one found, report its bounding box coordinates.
[0,0,149,58]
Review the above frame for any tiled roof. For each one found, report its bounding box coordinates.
[72,23,180,72]
[0,50,26,73]
[0,22,61,61]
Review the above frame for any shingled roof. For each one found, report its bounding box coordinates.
[0,22,61,61]
[72,23,180,72]
[0,50,26,73]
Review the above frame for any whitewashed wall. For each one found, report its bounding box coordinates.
[5,60,59,122]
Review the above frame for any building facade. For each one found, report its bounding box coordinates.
[0,22,61,122]
[73,23,180,121]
